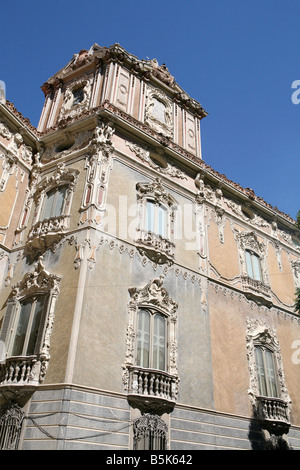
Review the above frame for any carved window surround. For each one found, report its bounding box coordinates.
[24,162,79,256]
[58,76,93,122]
[136,178,177,265]
[246,318,291,436]
[237,231,271,303]
[123,276,179,415]
[0,257,61,391]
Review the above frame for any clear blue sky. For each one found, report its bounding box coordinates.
[1,0,299,219]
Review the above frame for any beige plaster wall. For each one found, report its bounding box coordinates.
[208,214,240,279]
[267,242,296,306]
[209,281,300,425]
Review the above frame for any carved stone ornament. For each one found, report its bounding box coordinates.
[292,260,300,288]
[24,163,79,256]
[144,87,173,138]
[237,231,266,273]
[11,256,61,300]
[246,317,291,435]
[58,76,92,121]
[0,121,12,140]
[125,140,187,179]
[128,275,178,318]
[123,276,179,415]
[136,178,176,208]
[79,120,115,226]
[0,258,61,390]
[135,178,177,265]
[33,162,79,204]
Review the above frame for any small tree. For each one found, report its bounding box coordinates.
[296,210,300,230]
[295,288,300,313]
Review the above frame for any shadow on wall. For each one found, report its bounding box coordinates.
[248,416,290,450]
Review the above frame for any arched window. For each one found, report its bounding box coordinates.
[137,309,166,371]
[255,345,278,398]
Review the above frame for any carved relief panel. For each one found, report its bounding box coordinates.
[144,87,173,138]
[58,75,93,122]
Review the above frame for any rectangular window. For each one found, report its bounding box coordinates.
[10,296,47,357]
[246,250,262,281]
[146,201,167,238]
[136,309,166,371]
[255,346,278,397]
[40,185,67,220]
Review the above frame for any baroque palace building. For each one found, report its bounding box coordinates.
[0,43,300,451]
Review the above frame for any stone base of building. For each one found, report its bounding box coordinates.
[11,385,300,450]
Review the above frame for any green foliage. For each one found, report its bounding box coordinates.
[295,288,300,313]
[296,210,300,229]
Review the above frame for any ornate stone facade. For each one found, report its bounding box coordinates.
[0,42,299,451]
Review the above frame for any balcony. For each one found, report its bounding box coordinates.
[0,356,47,390]
[25,215,70,255]
[136,230,175,265]
[241,276,272,305]
[127,366,178,415]
[256,396,290,436]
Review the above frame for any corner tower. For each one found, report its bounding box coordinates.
[37,43,207,160]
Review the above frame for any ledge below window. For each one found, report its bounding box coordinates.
[256,396,291,436]
[241,276,272,305]
[0,355,48,390]
[126,366,178,415]
[25,215,70,255]
[136,230,175,265]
